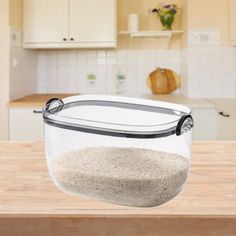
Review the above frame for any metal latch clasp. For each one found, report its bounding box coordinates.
[176,115,194,136]
[44,98,64,114]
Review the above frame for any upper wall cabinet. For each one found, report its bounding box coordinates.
[70,0,116,45]
[23,0,117,48]
[230,0,236,45]
[23,0,68,45]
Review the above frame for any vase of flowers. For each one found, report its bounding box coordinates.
[150,3,178,31]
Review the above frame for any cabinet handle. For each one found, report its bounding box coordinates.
[70,38,74,41]
[63,38,67,41]
[219,111,230,118]
[33,110,43,114]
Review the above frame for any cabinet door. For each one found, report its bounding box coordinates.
[218,113,236,140]
[191,108,218,141]
[23,0,68,45]
[69,0,116,47]
[9,108,44,141]
[230,0,236,44]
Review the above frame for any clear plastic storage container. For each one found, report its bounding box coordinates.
[43,95,194,207]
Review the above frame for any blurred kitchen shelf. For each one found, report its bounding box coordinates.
[119,30,184,48]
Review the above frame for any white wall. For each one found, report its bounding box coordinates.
[181,29,236,98]
[0,0,37,140]
[37,49,181,95]
[0,0,10,140]
[36,32,236,98]
[10,42,38,100]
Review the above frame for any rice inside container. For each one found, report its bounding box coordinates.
[43,95,194,207]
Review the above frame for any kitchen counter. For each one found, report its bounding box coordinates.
[8,93,215,109]
[0,142,236,236]
[141,94,215,108]
[8,94,77,108]
[206,98,236,117]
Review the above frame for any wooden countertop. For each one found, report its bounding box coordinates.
[140,94,215,108]
[8,93,215,109]
[0,141,236,218]
[8,94,77,108]
[0,142,236,235]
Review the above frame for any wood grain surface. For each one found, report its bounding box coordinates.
[8,94,77,108]
[0,142,236,235]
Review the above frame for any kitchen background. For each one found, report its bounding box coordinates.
[0,0,236,141]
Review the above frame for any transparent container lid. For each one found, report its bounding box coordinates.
[43,95,194,139]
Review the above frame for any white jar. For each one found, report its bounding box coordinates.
[128,13,139,32]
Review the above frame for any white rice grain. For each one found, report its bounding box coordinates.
[50,147,189,207]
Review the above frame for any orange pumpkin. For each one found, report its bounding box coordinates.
[147,68,181,94]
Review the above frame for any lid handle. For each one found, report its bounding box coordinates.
[176,115,194,136]
[44,98,64,114]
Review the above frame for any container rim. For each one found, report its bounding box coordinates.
[43,95,193,139]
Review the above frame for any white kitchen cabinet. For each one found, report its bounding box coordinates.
[230,0,236,45]
[23,0,116,48]
[9,107,44,141]
[191,107,236,141]
[191,107,218,141]
[70,0,116,47]
[23,0,68,45]
[217,111,236,140]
